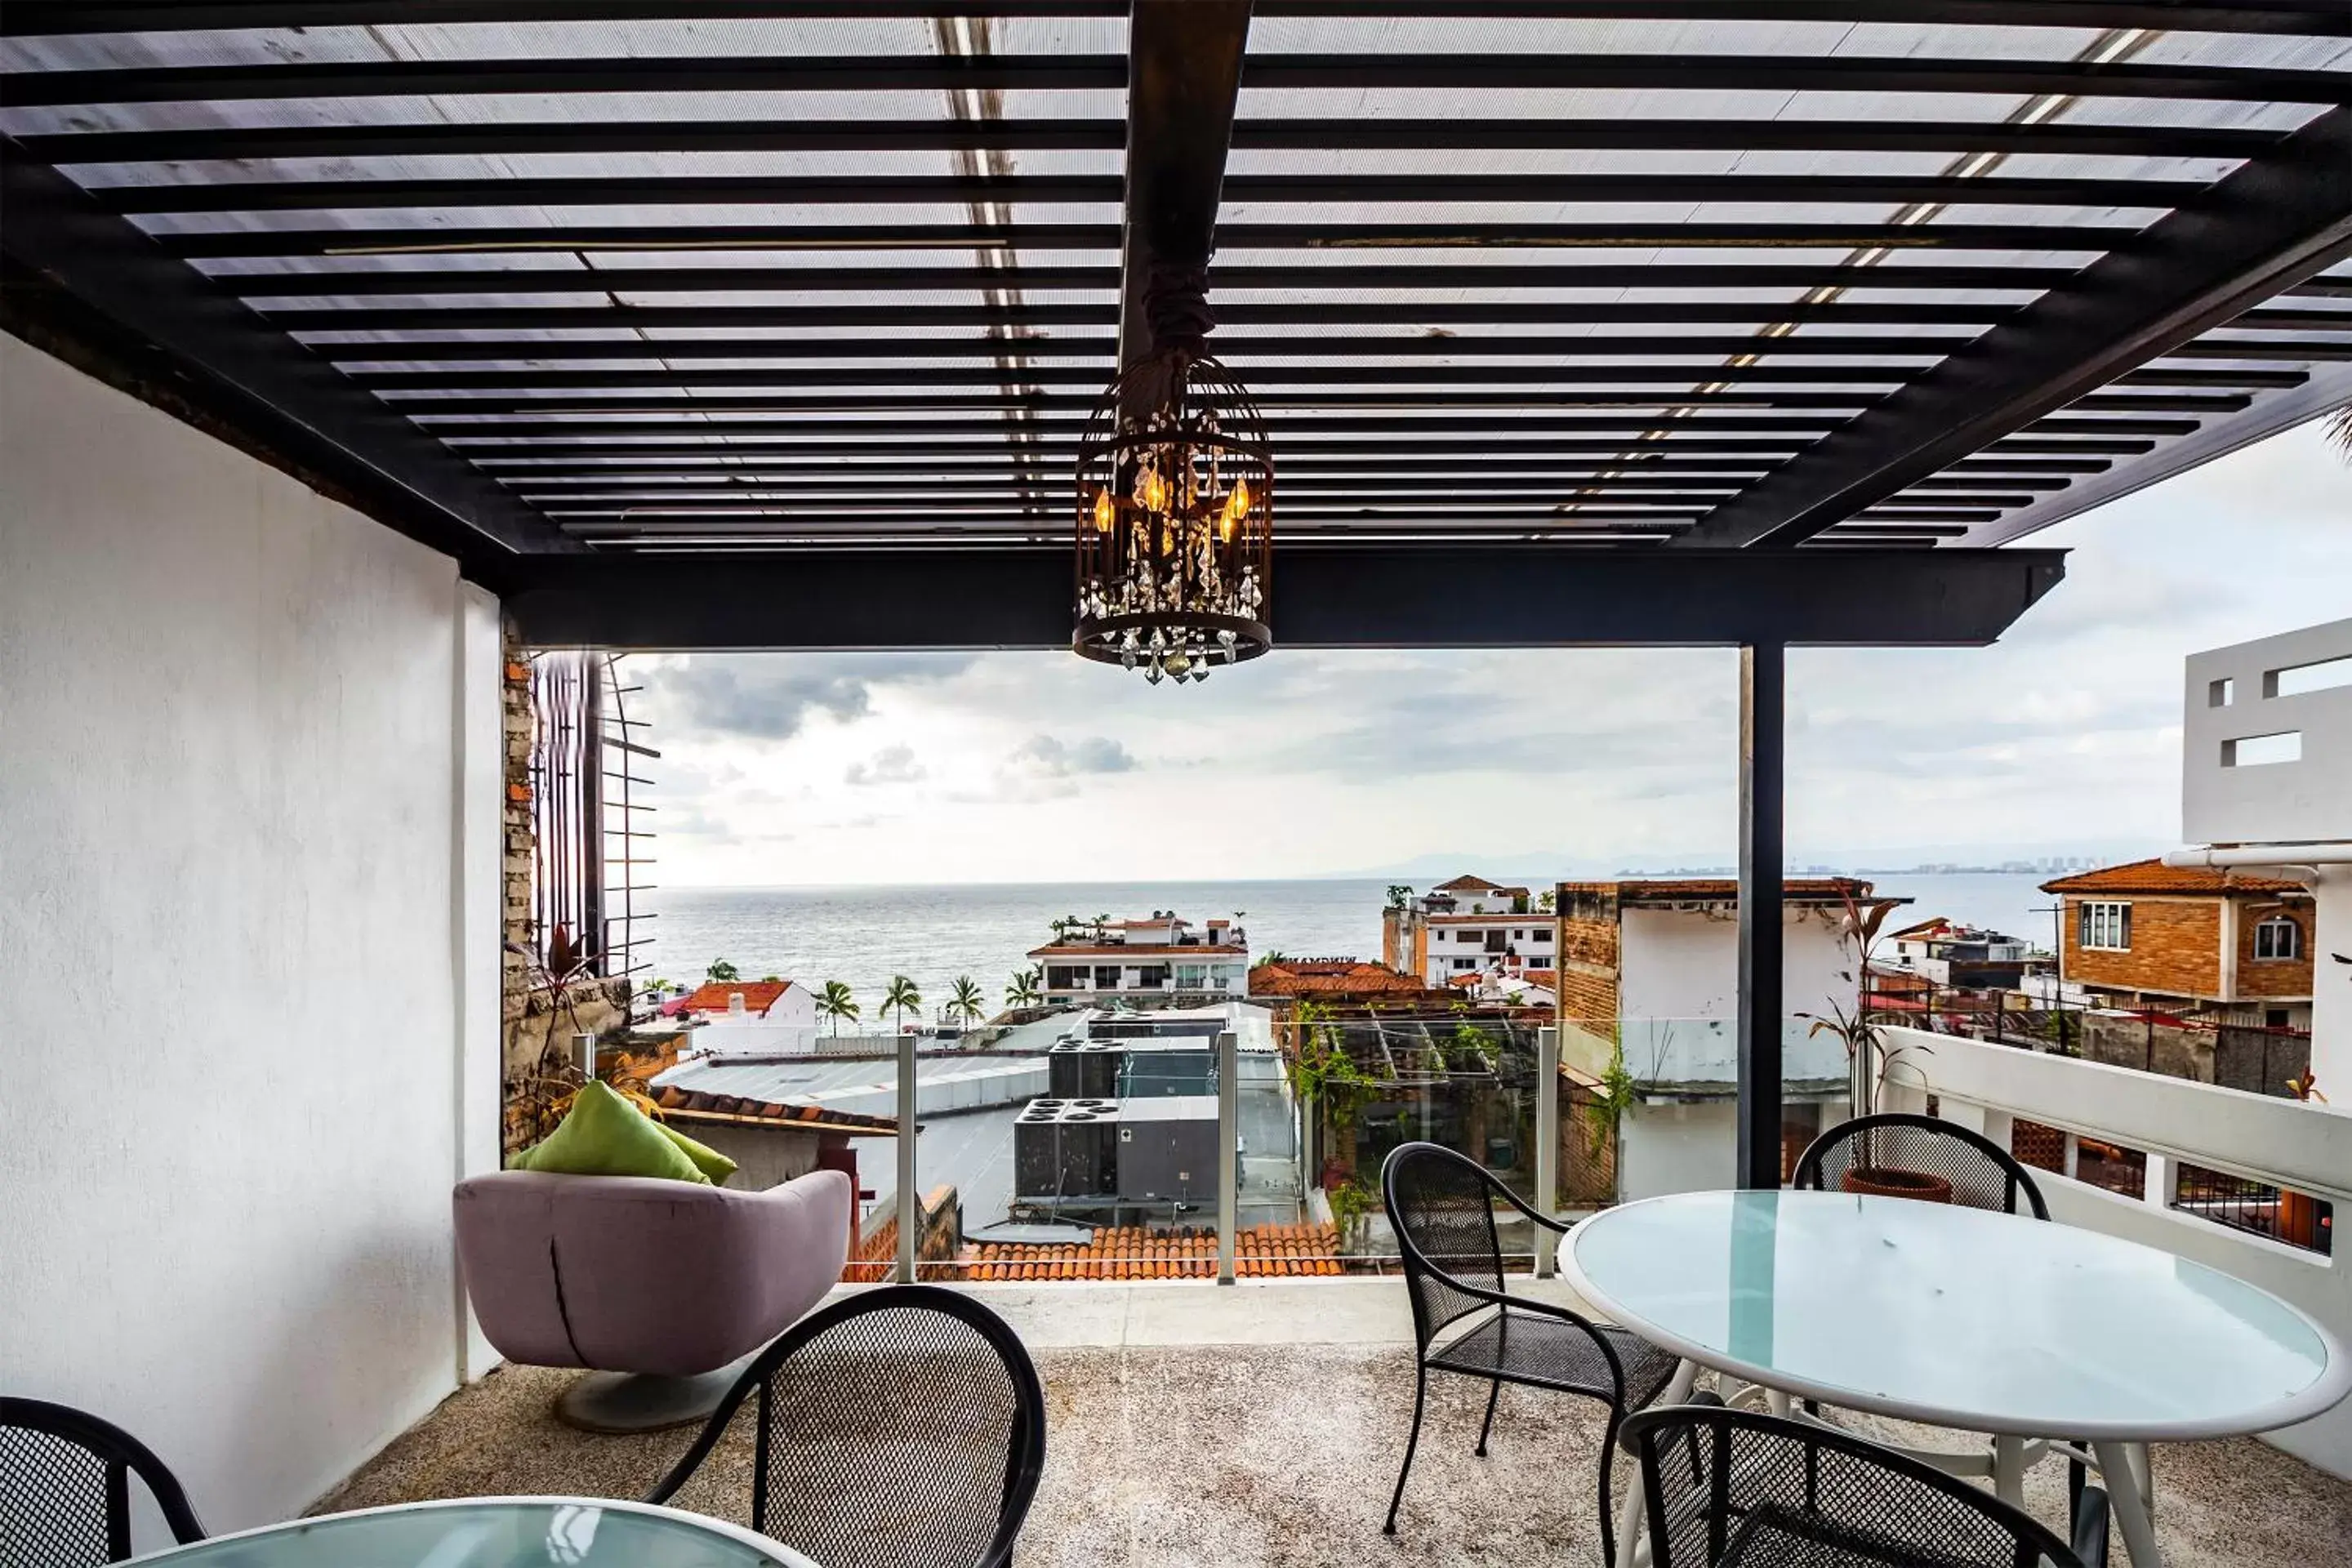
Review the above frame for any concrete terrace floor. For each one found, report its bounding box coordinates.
[320,1280,2352,1568]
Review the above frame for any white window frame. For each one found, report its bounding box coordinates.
[2079,901,2132,952]
[2252,915,2302,962]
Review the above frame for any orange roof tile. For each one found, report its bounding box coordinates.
[1559,876,1895,906]
[679,980,795,1016]
[2039,858,2307,896]
[1249,960,1436,997]
[946,1224,1348,1283]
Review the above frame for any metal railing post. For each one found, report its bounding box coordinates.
[1535,1026,1560,1277]
[897,1028,919,1284]
[1217,1028,1238,1285]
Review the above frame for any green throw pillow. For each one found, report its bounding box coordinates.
[655,1120,737,1185]
[511,1080,710,1185]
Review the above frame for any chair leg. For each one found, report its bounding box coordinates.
[1384,1364,1428,1535]
[1475,1379,1502,1458]
[1597,1408,1621,1568]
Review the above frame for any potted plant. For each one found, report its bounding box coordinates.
[1803,999,1943,1200]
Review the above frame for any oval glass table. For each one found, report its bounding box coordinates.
[1560,1189,2350,1568]
[123,1497,820,1568]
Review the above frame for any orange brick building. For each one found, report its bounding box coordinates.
[2042,859,2316,1029]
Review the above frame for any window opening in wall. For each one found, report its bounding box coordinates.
[2207,677,2234,707]
[2173,1163,2332,1256]
[2252,915,2303,961]
[2265,653,2352,698]
[2078,901,2131,951]
[2073,1138,2146,1199]
[2223,731,2302,767]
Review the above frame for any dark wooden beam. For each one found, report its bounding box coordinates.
[1118,0,1253,374]
[0,138,579,573]
[503,545,2065,650]
[1680,106,2352,549]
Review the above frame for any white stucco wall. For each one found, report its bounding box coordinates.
[0,336,503,1544]
[1615,904,1857,1085]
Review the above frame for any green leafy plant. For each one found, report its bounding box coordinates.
[1446,1019,1500,1072]
[881,974,923,1030]
[1385,884,1415,911]
[1004,968,1044,1008]
[948,974,986,1025]
[1327,1177,1378,1241]
[817,979,859,1035]
[1584,1043,1641,1159]
[706,958,740,982]
[1285,1000,1375,1176]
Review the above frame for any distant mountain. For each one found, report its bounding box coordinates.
[1334,836,2168,884]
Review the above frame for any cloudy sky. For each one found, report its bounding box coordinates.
[634,421,2352,888]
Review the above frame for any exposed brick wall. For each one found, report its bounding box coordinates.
[2236,898,2316,1000]
[1555,896,1622,1024]
[501,629,533,1030]
[2062,895,2221,1000]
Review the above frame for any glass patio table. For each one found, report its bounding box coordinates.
[123,1497,819,1568]
[1560,1189,2350,1568]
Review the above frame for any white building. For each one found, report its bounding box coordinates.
[2167,617,2352,1088]
[1552,877,1906,1200]
[677,978,822,1055]
[1030,912,1250,1003]
[1383,874,1556,987]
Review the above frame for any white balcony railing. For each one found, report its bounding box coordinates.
[1879,1025,2352,1478]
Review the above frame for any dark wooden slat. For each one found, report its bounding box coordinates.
[5,54,2341,107]
[4,3,2339,38]
[87,171,2203,215]
[20,115,2284,165]
[1681,106,2352,547]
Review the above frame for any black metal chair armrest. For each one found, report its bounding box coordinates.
[2072,1485,2111,1568]
[1484,1175,1573,1235]
[1414,1267,1633,1392]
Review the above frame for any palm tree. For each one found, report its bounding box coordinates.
[949,974,986,1025]
[817,980,858,1036]
[881,974,922,1031]
[2327,405,2350,457]
[706,959,739,982]
[1005,968,1044,1008]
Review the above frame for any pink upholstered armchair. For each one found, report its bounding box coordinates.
[454,1167,851,1432]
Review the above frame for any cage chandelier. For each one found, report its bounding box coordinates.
[1073,263,1272,684]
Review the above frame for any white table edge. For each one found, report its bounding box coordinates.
[122,1494,816,1566]
[1557,1189,2352,1444]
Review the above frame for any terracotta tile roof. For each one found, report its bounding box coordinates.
[653,1082,898,1136]
[1521,969,1557,987]
[1249,960,1433,997]
[2039,858,2308,896]
[958,1224,1346,1281]
[1423,912,1540,924]
[1432,874,1526,894]
[679,980,795,1016]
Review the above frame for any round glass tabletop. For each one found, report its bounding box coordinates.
[124,1497,818,1568]
[1561,1189,2350,1441]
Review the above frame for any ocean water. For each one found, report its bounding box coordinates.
[639,871,2057,1014]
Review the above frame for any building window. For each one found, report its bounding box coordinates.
[2078,901,2132,951]
[2253,915,2302,961]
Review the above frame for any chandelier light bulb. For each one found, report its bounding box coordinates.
[1093,485,1115,534]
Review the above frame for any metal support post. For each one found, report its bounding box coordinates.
[1535,1026,1560,1277]
[1218,1028,1238,1285]
[1737,642,1787,1190]
[897,1028,919,1284]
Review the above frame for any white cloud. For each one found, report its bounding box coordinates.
[844,744,926,787]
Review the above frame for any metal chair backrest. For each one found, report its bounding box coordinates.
[1622,1403,2085,1568]
[644,1285,1045,1568]
[1382,1142,1509,1351]
[0,1398,206,1567]
[1793,1112,2051,1219]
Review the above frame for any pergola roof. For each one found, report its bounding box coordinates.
[2,3,2346,646]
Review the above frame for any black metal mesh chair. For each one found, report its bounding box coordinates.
[1380,1142,1679,1563]
[1622,1398,2109,1568]
[0,1397,206,1566]
[1793,1114,2050,1219]
[643,1284,1045,1568]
